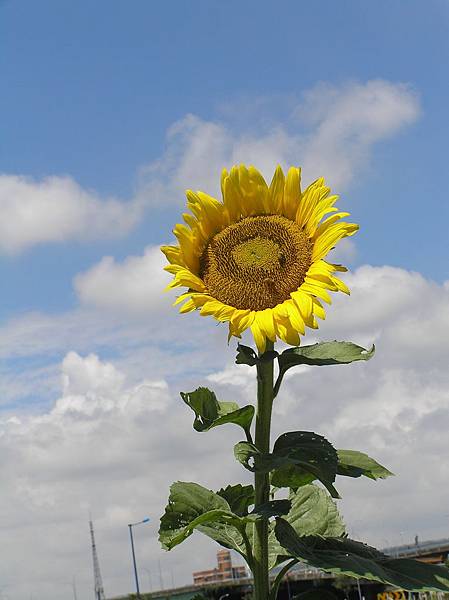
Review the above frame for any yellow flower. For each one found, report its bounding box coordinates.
[162,165,358,353]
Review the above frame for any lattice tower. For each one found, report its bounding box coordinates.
[89,520,106,600]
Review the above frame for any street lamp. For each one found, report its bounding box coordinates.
[128,517,150,599]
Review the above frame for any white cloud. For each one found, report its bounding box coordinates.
[1,80,419,255]
[0,79,429,599]
[297,80,420,186]
[0,351,244,600]
[0,174,143,254]
[74,245,171,314]
[139,79,419,207]
[2,263,449,597]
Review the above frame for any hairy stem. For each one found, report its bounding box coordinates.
[253,340,275,600]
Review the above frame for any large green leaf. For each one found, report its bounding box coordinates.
[217,484,254,516]
[272,432,339,498]
[337,450,394,480]
[274,341,374,396]
[251,499,291,519]
[274,519,449,591]
[285,485,345,537]
[181,387,254,437]
[271,464,316,489]
[268,484,345,568]
[235,433,339,497]
[159,482,247,557]
[279,341,375,369]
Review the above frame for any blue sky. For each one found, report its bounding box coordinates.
[2,2,449,599]
[1,0,449,319]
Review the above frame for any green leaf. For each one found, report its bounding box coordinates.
[272,432,340,498]
[234,441,260,471]
[236,343,279,367]
[235,433,339,498]
[274,519,449,592]
[279,341,375,369]
[337,449,394,480]
[217,484,254,516]
[181,387,254,436]
[274,341,374,396]
[271,464,316,488]
[235,344,259,366]
[251,499,291,519]
[159,482,247,557]
[268,484,345,568]
[285,485,345,537]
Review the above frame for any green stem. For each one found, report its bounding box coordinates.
[272,367,285,399]
[253,340,275,600]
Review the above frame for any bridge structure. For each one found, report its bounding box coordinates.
[382,537,449,564]
[109,537,449,600]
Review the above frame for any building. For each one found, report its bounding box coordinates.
[193,549,247,585]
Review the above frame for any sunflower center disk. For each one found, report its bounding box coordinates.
[200,215,312,311]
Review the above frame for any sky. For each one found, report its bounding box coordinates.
[1,0,449,598]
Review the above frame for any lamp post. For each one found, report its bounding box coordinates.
[128,517,150,599]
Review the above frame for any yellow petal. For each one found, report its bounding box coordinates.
[214,305,237,321]
[200,300,227,316]
[283,167,301,220]
[274,315,300,346]
[296,178,328,228]
[173,292,193,306]
[169,269,206,292]
[173,223,199,273]
[256,309,276,342]
[251,320,267,353]
[291,290,313,320]
[300,283,332,305]
[179,299,196,314]
[220,168,228,200]
[331,275,350,295]
[268,165,285,213]
[223,174,244,221]
[312,298,326,320]
[285,300,306,335]
[312,222,359,262]
[305,273,338,291]
[229,310,255,337]
[161,245,183,266]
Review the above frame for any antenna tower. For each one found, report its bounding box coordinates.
[89,519,106,600]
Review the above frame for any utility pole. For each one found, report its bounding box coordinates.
[89,520,106,600]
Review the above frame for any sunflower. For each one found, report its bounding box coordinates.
[162,165,358,352]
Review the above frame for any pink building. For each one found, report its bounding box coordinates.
[193,549,247,585]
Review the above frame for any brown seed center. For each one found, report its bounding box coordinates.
[199,215,312,311]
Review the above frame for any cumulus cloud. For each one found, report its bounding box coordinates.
[0,351,244,600]
[297,80,420,185]
[1,80,419,255]
[139,79,419,207]
[74,246,171,314]
[0,174,143,254]
[1,264,449,598]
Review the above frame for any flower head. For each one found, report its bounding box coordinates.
[162,165,358,352]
